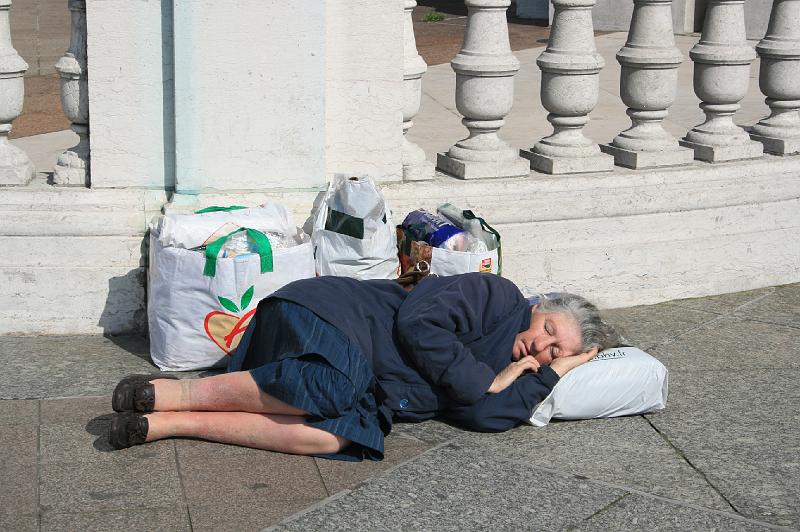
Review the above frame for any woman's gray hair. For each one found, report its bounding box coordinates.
[532,293,622,352]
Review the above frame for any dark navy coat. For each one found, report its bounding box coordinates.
[268,273,560,433]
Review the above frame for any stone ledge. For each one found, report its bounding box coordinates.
[1,155,799,334]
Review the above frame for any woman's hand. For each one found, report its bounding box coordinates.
[488,356,541,394]
[549,347,598,377]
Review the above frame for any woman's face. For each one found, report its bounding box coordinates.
[511,306,583,365]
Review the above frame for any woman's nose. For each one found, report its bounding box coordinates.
[533,336,552,353]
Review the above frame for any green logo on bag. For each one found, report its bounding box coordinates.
[203,285,257,355]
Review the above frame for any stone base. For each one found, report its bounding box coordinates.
[436,153,530,180]
[520,149,614,174]
[599,144,695,169]
[0,147,35,186]
[749,134,800,156]
[162,192,202,214]
[403,159,435,181]
[53,164,88,187]
[678,138,764,163]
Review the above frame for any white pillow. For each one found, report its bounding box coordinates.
[529,347,668,427]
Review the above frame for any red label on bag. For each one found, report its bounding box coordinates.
[480,258,492,272]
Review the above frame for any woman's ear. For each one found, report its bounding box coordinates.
[530,304,539,313]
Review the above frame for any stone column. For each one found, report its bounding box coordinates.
[749,0,800,155]
[402,0,434,181]
[437,0,529,180]
[54,0,89,186]
[521,0,614,174]
[0,0,34,186]
[679,0,763,162]
[600,0,694,169]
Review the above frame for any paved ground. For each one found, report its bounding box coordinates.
[1,284,798,531]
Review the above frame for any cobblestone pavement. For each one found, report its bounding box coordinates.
[2,284,798,531]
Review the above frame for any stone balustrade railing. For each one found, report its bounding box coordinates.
[0,0,88,188]
[0,0,798,189]
[407,0,800,180]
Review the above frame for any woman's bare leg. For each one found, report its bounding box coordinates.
[144,411,350,455]
[151,371,305,415]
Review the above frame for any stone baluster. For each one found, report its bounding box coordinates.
[0,0,34,186]
[54,0,89,186]
[437,0,529,180]
[749,0,800,155]
[679,0,763,162]
[521,0,613,174]
[402,0,434,181]
[600,0,694,169]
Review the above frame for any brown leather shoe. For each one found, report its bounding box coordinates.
[108,412,149,449]
[111,373,177,413]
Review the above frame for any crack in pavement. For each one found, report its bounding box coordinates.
[643,415,740,515]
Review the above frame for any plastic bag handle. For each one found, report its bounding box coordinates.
[203,227,273,277]
[195,205,247,214]
[462,210,502,276]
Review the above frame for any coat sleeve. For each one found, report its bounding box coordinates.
[443,365,560,432]
[395,273,524,405]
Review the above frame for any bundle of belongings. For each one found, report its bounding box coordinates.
[148,204,315,371]
[147,177,668,423]
[397,204,502,276]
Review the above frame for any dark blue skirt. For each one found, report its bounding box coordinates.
[227,298,384,462]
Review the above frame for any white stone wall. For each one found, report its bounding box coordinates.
[172,0,326,192]
[325,0,404,183]
[87,0,403,192]
[87,0,174,189]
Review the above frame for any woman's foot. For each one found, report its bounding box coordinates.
[108,412,149,449]
[111,373,177,412]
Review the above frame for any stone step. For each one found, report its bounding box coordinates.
[505,226,799,309]
[497,197,800,250]
[1,266,145,335]
[0,236,144,267]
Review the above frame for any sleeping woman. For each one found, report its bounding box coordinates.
[108,273,621,461]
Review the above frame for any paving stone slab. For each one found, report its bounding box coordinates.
[0,512,38,532]
[40,507,191,532]
[189,498,319,532]
[0,335,215,399]
[314,438,432,496]
[665,287,775,316]
[272,441,626,531]
[0,399,38,424]
[601,304,718,350]
[730,284,800,329]
[0,422,38,468]
[0,335,157,399]
[646,369,800,528]
[650,316,800,371]
[389,418,464,445]
[39,413,175,464]
[40,395,110,424]
[39,453,182,513]
[574,493,776,531]
[473,415,732,511]
[177,453,327,508]
[0,463,38,515]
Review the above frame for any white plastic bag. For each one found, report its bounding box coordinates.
[156,204,295,249]
[148,215,315,371]
[397,204,501,276]
[529,347,668,426]
[312,174,399,279]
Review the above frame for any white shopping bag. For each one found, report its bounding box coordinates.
[148,221,315,371]
[312,174,399,279]
[156,204,296,249]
